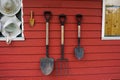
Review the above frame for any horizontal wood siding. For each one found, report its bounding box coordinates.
[0,0,120,80]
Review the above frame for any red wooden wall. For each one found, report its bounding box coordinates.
[0,0,120,80]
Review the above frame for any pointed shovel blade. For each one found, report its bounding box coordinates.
[29,19,34,27]
[75,46,84,60]
[40,57,54,75]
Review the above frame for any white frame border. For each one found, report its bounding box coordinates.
[0,0,25,41]
[102,0,120,40]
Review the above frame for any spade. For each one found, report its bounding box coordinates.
[74,14,84,60]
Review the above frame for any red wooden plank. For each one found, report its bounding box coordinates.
[24,23,101,31]
[0,53,119,62]
[24,31,100,39]
[0,74,119,80]
[24,16,101,24]
[0,67,119,77]
[23,0,102,8]
[81,39,120,45]
[69,67,120,75]
[23,8,102,16]
[0,46,120,55]
[1,39,120,47]
[0,60,119,70]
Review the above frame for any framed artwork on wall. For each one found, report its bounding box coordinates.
[102,0,120,40]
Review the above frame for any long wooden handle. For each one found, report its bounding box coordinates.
[61,25,64,45]
[59,14,66,59]
[44,11,51,57]
[46,22,49,57]
[59,14,66,45]
[61,25,64,59]
[46,22,49,45]
[30,11,33,19]
[76,14,82,46]
[78,25,80,38]
[78,25,80,46]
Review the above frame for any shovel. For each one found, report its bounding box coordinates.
[74,14,84,60]
[29,11,35,27]
[40,11,54,75]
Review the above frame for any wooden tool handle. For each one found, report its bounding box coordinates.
[61,25,64,45]
[46,22,49,46]
[30,11,33,19]
[59,14,66,59]
[78,25,80,38]
[44,11,52,45]
[44,11,52,57]
[76,14,82,45]
[59,14,66,45]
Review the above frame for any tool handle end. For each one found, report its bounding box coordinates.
[59,14,66,25]
[44,11,52,22]
[76,14,83,25]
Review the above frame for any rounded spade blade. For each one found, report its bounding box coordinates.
[40,57,54,75]
[75,46,84,60]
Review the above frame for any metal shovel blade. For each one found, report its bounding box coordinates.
[75,46,84,60]
[40,57,54,75]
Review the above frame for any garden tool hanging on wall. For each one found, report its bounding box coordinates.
[29,11,35,27]
[56,14,69,75]
[74,14,84,60]
[40,11,54,75]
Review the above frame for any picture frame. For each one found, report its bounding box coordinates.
[102,0,120,40]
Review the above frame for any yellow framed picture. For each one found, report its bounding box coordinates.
[102,0,120,40]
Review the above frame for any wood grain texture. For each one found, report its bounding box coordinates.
[0,60,119,70]
[24,23,101,31]
[1,39,120,47]
[0,67,119,76]
[23,8,102,16]
[0,74,120,80]
[23,0,102,8]
[0,53,119,62]
[24,31,101,39]
[0,0,120,80]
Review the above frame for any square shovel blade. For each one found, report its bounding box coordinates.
[40,57,54,75]
[75,46,84,60]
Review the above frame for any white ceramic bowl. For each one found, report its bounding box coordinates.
[0,0,21,16]
[1,15,22,44]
